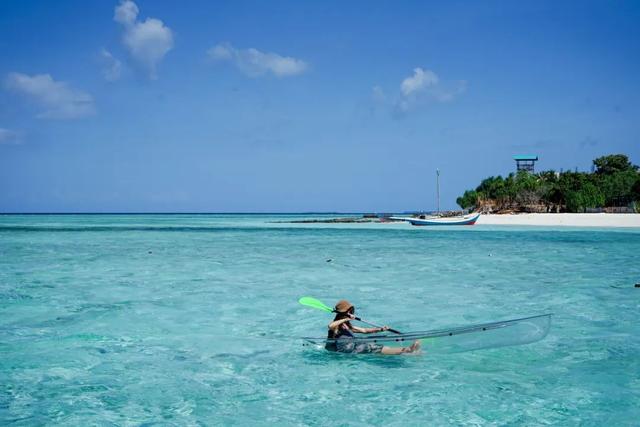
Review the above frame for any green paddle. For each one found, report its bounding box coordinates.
[298,296,402,334]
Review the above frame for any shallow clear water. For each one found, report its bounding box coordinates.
[1,214,639,425]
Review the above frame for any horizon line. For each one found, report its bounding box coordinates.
[0,210,448,215]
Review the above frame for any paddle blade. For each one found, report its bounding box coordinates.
[298,297,333,313]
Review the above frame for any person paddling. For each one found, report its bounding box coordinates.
[326,300,420,355]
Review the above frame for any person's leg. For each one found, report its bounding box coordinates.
[381,346,405,355]
[381,340,420,355]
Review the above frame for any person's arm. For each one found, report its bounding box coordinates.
[350,325,390,334]
[328,317,352,331]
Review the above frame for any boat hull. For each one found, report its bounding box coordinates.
[395,213,480,226]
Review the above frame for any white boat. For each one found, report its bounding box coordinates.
[390,169,480,226]
[391,212,480,226]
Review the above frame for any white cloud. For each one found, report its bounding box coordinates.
[114,0,138,25]
[114,0,173,79]
[209,44,233,60]
[371,85,386,103]
[384,68,466,116]
[432,79,467,102]
[100,49,122,81]
[400,67,439,96]
[208,42,308,77]
[0,128,21,145]
[5,72,95,119]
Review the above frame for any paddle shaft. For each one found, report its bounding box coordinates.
[298,296,402,334]
[343,313,402,334]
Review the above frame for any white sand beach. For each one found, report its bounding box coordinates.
[477,213,640,228]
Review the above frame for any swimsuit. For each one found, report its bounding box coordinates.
[326,324,383,354]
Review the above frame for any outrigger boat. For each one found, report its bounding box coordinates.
[392,212,480,226]
[391,169,480,226]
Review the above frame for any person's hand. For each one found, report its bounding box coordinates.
[381,326,390,331]
[348,313,356,320]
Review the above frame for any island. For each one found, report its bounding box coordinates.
[456,154,640,214]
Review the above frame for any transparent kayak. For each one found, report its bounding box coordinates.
[302,313,551,354]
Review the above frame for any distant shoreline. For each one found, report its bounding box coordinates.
[477,213,640,227]
[1,212,639,228]
[277,212,640,228]
[0,212,353,215]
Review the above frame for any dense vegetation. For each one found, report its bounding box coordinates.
[456,154,640,213]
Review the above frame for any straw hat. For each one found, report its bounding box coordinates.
[334,300,354,313]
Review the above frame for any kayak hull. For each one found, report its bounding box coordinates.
[302,314,551,354]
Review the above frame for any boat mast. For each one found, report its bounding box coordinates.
[436,169,440,214]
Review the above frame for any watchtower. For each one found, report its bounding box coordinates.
[513,155,538,173]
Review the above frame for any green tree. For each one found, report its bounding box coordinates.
[600,169,639,205]
[503,173,517,206]
[513,170,542,207]
[476,176,505,200]
[556,171,586,211]
[456,190,478,209]
[475,176,510,209]
[632,177,640,200]
[538,171,561,210]
[565,182,605,212]
[456,153,638,213]
[593,154,637,175]
[632,177,640,212]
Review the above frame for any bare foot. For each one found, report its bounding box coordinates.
[404,340,421,353]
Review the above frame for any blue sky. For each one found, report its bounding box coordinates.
[1,0,639,212]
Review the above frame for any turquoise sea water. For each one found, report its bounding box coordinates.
[1,214,639,426]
